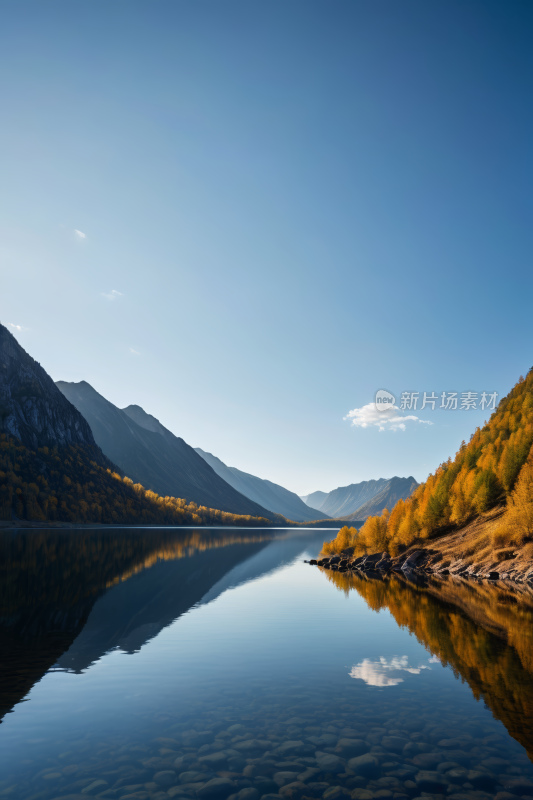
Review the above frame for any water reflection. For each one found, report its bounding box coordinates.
[349,656,431,687]
[0,527,277,719]
[321,566,533,759]
[2,528,533,800]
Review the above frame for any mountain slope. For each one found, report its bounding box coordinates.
[300,490,328,511]
[341,476,419,520]
[0,324,274,526]
[195,448,328,522]
[56,381,279,520]
[0,324,100,452]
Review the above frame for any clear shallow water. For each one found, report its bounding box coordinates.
[1,527,533,800]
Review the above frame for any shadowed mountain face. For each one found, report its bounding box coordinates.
[0,527,278,719]
[305,477,418,519]
[0,324,100,452]
[321,567,533,761]
[56,381,279,519]
[195,448,327,523]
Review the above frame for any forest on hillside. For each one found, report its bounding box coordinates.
[0,435,272,527]
[325,369,533,556]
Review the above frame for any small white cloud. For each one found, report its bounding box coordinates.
[74,229,86,239]
[344,403,433,432]
[349,656,430,687]
[101,289,123,301]
[130,348,140,355]
[8,322,28,332]
[428,655,441,663]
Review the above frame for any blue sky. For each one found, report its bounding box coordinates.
[1,1,531,495]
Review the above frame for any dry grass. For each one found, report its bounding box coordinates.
[494,548,517,563]
[403,505,533,576]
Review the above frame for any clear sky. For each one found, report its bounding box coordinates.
[1,1,531,496]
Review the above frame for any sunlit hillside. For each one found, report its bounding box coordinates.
[0,435,272,527]
[325,369,533,556]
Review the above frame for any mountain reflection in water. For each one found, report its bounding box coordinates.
[2,527,533,800]
[0,527,278,718]
[321,566,533,759]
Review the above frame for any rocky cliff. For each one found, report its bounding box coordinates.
[0,323,98,451]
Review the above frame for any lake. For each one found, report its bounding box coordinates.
[1,526,533,800]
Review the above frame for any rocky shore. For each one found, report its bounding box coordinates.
[310,543,533,584]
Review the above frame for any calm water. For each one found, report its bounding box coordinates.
[1,527,533,800]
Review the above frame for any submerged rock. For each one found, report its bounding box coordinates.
[278,781,307,799]
[346,754,380,779]
[315,752,343,773]
[334,739,368,758]
[197,778,237,799]
[414,769,449,793]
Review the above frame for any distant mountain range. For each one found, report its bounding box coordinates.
[195,448,328,523]
[0,323,193,526]
[341,476,419,521]
[301,476,418,520]
[300,490,328,510]
[56,381,280,521]
[0,320,417,528]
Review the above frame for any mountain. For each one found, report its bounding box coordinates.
[318,478,388,517]
[56,381,279,520]
[302,477,418,520]
[0,324,273,526]
[340,476,419,520]
[195,448,328,523]
[0,323,101,452]
[300,490,328,511]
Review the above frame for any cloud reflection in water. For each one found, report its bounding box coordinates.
[349,656,430,687]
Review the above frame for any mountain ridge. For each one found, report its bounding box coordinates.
[1,325,103,454]
[56,381,281,520]
[340,476,419,521]
[300,490,328,511]
[302,476,418,520]
[195,448,328,523]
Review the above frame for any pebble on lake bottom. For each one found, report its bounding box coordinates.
[3,683,532,800]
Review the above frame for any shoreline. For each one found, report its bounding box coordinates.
[316,506,533,583]
[0,520,340,531]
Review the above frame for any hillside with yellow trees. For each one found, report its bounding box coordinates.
[324,368,533,562]
[0,434,273,526]
[0,321,282,527]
